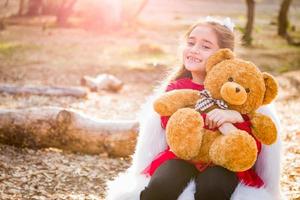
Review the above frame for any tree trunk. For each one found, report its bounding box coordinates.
[0,84,87,98]
[278,0,300,45]
[242,0,255,46]
[121,0,149,27]
[18,0,25,16]
[278,0,292,37]
[27,0,43,16]
[5,0,9,7]
[130,0,149,21]
[42,0,58,15]
[56,0,77,27]
[0,107,138,156]
[0,19,4,30]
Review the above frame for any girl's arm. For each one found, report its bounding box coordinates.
[205,108,244,129]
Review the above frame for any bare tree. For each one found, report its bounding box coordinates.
[242,0,255,46]
[56,0,77,27]
[27,0,43,16]
[0,19,4,30]
[18,0,25,16]
[129,0,149,21]
[4,0,9,7]
[278,0,299,45]
[278,0,292,37]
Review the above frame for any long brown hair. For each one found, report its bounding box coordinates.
[159,20,235,91]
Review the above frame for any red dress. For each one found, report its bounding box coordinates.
[142,78,264,188]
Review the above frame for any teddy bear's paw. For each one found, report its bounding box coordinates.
[209,131,258,172]
[166,108,204,160]
[250,113,277,145]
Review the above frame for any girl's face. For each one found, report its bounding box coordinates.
[183,25,220,74]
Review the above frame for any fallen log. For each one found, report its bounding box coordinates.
[0,107,138,156]
[81,74,123,92]
[0,84,88,98]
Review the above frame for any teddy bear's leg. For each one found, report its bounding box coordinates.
[166,108,204,160]
[209,130,257,172]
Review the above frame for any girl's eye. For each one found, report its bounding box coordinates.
[245,88,250,93]
[187,41,194,46]
[202,45,211,49]
[228,77,233,82]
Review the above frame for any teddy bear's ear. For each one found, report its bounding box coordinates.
[206,48,235,72]
[262,72,279,105]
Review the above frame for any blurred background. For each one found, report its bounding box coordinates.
[0,0,299,199]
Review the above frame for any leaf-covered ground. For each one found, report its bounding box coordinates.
[0,145,130,199]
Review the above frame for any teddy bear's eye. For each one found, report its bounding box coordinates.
[245,88,250,93]
[228,77,234,82]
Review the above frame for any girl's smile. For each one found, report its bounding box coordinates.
[186,56,202,63]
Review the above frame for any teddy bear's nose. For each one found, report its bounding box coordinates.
[236,88,240,93]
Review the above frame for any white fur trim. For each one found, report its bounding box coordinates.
[106,91,167,200]
[178,180,196,200]
[106,172,150,200]
[256,103,283,200]
[231,183,272,200]
[130,92,168,174]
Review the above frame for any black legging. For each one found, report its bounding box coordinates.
[140,159,238,200]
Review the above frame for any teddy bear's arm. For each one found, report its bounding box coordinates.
[249,112,277,145]
[153,89,200,116]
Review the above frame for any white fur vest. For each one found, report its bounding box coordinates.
[106,91,283,200]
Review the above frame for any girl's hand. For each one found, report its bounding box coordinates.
[205,109,244,129]
[218,123,238,135]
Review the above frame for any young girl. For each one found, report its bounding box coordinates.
[106,17,282,200]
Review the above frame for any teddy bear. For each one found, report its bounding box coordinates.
[153,48,278,172]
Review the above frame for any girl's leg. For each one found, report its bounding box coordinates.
[194,166,238,200]
[140,159,198,200]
